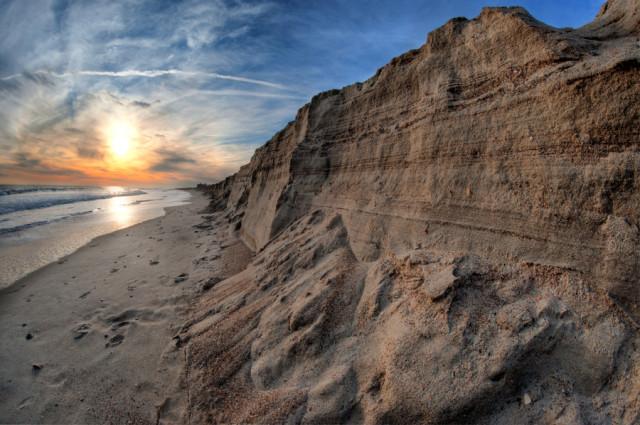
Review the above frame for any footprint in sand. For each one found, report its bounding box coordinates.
[110,321,130,331]
[174,273,189,283]
[18,396,33,410]
[193,257,207,266]
[105,334,124,348]
[72,323,91,340]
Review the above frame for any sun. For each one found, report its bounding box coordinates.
[108,121,136,158]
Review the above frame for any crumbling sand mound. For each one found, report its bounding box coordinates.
[183,209,638,423]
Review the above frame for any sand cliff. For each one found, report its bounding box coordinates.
[190,1,640,423]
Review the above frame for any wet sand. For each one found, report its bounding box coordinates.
[0,191,217,424]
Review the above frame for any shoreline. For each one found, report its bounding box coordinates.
[0,189,192,290]
[0,191,225,424]
[0,190,193,295]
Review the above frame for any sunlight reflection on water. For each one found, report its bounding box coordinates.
[0,189,191,288]
[108,195,132,226]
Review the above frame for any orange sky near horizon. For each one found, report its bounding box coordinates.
[0,89,252,188]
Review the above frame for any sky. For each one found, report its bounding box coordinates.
[0,0,605,187]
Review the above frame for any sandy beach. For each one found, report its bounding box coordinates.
[0,191,244,424]
[2,1,640,423]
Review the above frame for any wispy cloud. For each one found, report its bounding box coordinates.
[178,89,307,101]
[0,0,306,186]
[70,70,288,89]
[3,69,288,90]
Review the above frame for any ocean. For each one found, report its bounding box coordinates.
[0,185,191,288]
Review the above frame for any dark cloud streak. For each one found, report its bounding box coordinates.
[131,100,152,108]
[11,152,87,177]
[150,148,197,172]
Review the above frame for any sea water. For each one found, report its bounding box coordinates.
[0,185,191,288]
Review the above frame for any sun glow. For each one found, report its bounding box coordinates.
[107,121,136,159]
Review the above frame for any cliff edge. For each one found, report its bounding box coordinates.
[191,2,640,423]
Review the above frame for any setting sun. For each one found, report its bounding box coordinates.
[108,121,136,158]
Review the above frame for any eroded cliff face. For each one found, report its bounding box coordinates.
[190,2,640,423]
[212,1,640,319]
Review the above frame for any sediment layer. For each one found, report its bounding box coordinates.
[190,1,640,423]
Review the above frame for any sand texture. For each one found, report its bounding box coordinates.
[190,1,640,423]
[3,1,640,423]
[0,193,253,424]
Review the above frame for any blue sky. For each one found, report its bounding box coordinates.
[0,0,604,186]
